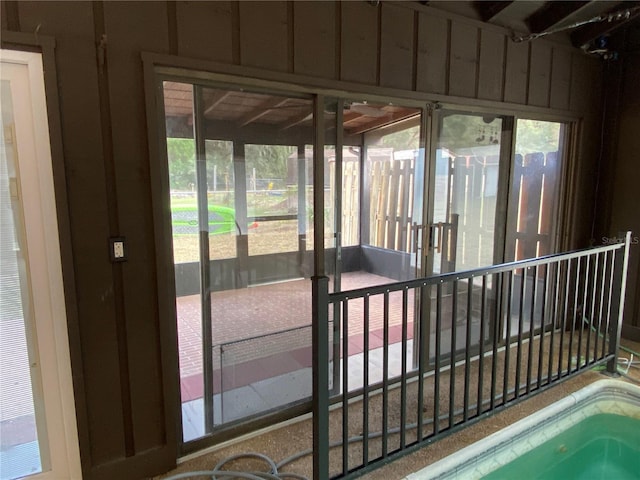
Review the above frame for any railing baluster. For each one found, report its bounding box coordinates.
[490,272,502,411]
[537,264,548,389]
[595,251,607,360]
[382,291,389,457]
[526,265,538,394]
[449,280,458,428]
[558,259,571,377]
[515,267,526,398]
[604,251,616,360]
[463,278,473,422]
[363,294,370,466]
[503,271,514,406]
[586,253,598,365]
[342,299,349,474]
[400,287,408,449]
[477,275,487,416]
[569,257,581,374]
[434,283,442,436]
[547,261,559,384]
[417,284,426,442]
[577,255,590,369]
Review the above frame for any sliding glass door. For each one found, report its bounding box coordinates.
[157,72,570,445]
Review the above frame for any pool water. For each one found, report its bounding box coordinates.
[483,413,640,480]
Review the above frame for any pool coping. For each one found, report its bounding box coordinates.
[406,379,640,480]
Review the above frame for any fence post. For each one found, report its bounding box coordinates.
[312,275,330,480]
[606,231,632,375]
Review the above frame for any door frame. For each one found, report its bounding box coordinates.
[0,47,82,480]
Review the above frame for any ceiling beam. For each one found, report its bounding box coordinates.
[203,91,231,116]
[342,111,364,125]
[237,97,291,127]
[280,111,312,130]
[472,1,514,23]
[526,1,591,33]
[571,2,640,47]
[346,111,418,136]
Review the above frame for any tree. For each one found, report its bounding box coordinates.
[167,138,196,191]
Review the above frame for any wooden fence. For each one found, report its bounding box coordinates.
[332,150,560,266]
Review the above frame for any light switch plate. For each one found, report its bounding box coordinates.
[109,237,127,262]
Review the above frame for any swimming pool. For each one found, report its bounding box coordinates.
[407,379,640,480]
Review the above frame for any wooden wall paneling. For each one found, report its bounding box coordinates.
[340,1,379,85]
[477,29,505,101]
[293,1,336,79]
[102,1,173,463]
[504,39,529,104]
[238,1,288,72]
[527,42,552,108]
[570,54,603,114]
[1,2,8,30]
[549,47,571,110]
[379,3,414,90]
[416,13,449,94]
[2,1,19,30]
[175,1,233,64]
[610,54,640,328]
[570,53,590,112]
[448,21,478,98]
[16,1,125,467]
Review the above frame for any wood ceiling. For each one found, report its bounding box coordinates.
[426,0,640,48]
[163,82,420,140]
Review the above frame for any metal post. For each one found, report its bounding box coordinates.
[193,85,214,433]
[606,232,632,374]
[312,275,330,480]
[312,95,330,480]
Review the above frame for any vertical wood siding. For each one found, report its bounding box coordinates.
[416,13,449,95]
[3,1,603,479]
[379,3,414,90]
[477,30,505,101]
[549,47,572,110]
[293,1,337,79]
[448,21,479,98]
[15,0,126,468]
[239,1,289,72]
[528,42,552,108]
[504,40,530,104]
[102,0,170,455]
[340,1,379,85]
[175,1,234,63]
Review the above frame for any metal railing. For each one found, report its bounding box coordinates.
[312,232,632,478]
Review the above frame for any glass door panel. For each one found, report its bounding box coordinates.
[163,81,322,442]
[361,112,424,284]
[505,119,566,339]
[424,111,509,363]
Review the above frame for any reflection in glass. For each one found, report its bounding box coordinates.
[434,113,503,273]
[509,119,564,261]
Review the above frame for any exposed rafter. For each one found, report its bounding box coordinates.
[203,91,231,116]
[346,111,418,136]
[342,111,365,125]
[237,97,291,127]
[571,2,640,47]
[280,111,312,130]
[525,1,591,33]
[472,0,514,23]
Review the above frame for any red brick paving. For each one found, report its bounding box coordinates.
[176,271,416,401]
